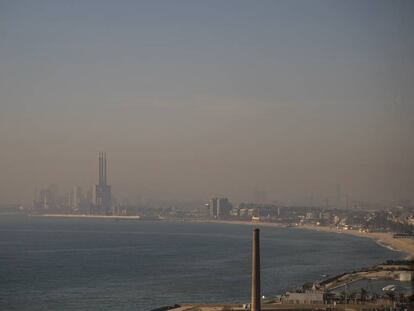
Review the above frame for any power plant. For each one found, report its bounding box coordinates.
[93,152,112,214]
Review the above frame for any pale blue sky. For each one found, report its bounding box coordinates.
[0,0,413,205]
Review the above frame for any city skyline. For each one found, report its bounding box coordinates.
[28,151,410,210]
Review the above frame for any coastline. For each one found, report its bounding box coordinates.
[32,214,142,220]
[35,214,414,258]
[188,219,414,259]
[296,224,414,259]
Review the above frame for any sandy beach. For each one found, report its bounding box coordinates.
[296,224,414,259]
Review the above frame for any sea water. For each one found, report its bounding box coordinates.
[0,215,400,310]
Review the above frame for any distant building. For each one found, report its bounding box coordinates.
[282,291,325,305]
[399,271,412,282]
[39,189,51,210]
[237,203,281,220]
[33,185,60,211]
[239,208,249,218]
[70,186,83,211]
[93,152,112,215]
[85,187,93,204]
[31,155,113,214]
[209,198,217,218]
[209,198,232,219]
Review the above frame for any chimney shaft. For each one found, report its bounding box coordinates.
[101,152,103,185]
[104,152,107,185]
[99,152,102,185]
[251,228,261,311]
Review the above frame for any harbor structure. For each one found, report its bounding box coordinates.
[251,228,261,311]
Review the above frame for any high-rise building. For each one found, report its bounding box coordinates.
[94,152,112,214]
[32,184,61,212]
[39,189,51,210]
[209,197,232,219]
[69,186,83,211]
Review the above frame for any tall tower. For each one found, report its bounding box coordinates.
[251,228,261,311]
[94,152,112,214]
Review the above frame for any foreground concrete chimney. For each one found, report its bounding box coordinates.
[251,228,261,311]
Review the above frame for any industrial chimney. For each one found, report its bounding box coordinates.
[251,228,261,311]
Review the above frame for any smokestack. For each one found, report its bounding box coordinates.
[99,152,102,185]
[99,152,104,185]
[251,228,261,311]
[104,152,107,185]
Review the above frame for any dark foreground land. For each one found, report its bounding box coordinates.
[156,303,396,311]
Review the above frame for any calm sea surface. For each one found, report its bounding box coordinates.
[0,215,400,310]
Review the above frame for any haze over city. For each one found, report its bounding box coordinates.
[1,0,413,206]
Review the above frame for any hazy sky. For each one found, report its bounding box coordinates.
[1,0,413,206]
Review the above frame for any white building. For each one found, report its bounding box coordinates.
[282,291,325,304]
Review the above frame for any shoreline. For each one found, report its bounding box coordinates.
[34,214,413,258]
[32,214,143,220]
[188,219,414,259]
[296,224,414,259]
